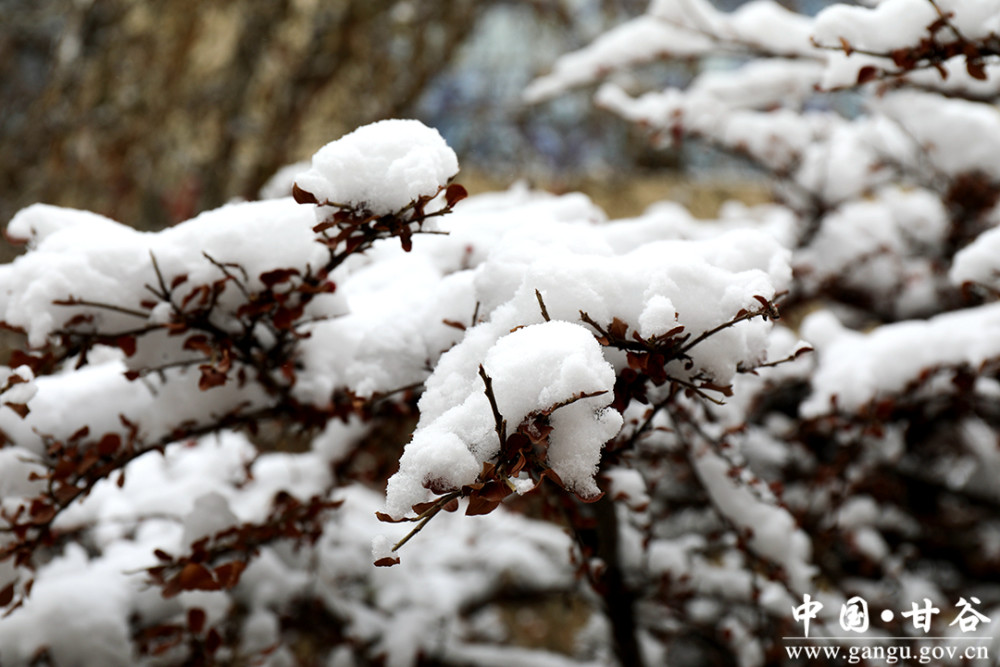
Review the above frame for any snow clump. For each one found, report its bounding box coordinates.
[293,119,459,216]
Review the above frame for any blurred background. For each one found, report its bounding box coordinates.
[0,0,835,244]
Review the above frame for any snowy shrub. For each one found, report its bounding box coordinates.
[3,2,1000,666]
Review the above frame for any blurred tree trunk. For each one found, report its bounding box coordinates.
[0,0,488,235]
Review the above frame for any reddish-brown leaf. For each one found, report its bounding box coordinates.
[0,581,15,607]
[857,66,878,84]
[445,183,468,207]
[967,58,988,81]
[374,555,401,567]
[272,305,304,330]
[170,274,188,290]
[29,500,56,525]
[259,268,300,288]
[608,317,628,340]
[465,493,502,516]
[213,560,247,589]
[4,402,29,418]
[206,628,222,654]
[198,365,227,391]
[292,183,318,205]
[97,433,121,457]
[176,562,217,592]
[187,608,206,634]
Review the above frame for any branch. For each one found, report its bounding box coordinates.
[478,365,507,446]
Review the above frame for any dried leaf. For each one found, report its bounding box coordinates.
[445,183,468,207]
[175,562,217,592]
[0,581,15,607]
[259,268,300,288]
[967,58,987,81]
[292,183,318,205]
[187,608,206,634]
[213,561,246,589]
[198,365,228,391]
[857,66,878,84]
[465,494,502,516]
[97,433,121,457]
[4,402,29,419]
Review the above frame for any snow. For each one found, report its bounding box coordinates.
[382,218,789,517]
[692,449,816,592]
[524,0,818,103]
[384,321,621,517]
[293,119,458,216]
[800,304,1000,417]
[951,223,1000,289]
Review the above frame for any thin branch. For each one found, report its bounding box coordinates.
[203,251,250,298]
[535,289,551,322]
[478,365,507,446]
[51,298,150,319]
[392,490,462,552]
[678,302,774,357]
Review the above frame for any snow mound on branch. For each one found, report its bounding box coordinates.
[383,221,790,518]
[524,0,817,103]
[876,91,1000,180]
[814,0,1000,54]
[384,321,621,517]
[813,0,1000,88]
[293,119,458,216]
[800,304,1000,417]
[1,199,326,348]
[952,225,1000,290]
[693,449,815,592]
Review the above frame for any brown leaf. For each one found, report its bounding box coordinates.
[4,402,29,419]
[205,628,222,654]
[857,66,878,84]
[272,305,304,330]
[187,608,206,634]
[198,365,227,391]
[259,268,300,288]
[0,581,15,607]
[374,555,401,567]
[465,493,502,516]
[967,58,987,81]
[176,562,217,592]
[97,433,121,457]
[28,500,56,525]
[292,183,318,205]
[608,317,628,340]
[183,334,211,353]
[214,560,247,589]
[445,183,468,208]
[170,274,189,290]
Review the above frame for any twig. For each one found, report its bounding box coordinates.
[392,490,462,552]
[678,302,774,357]
[478,365,507,446]
[51,299,150,320]
[535,289,551,322]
